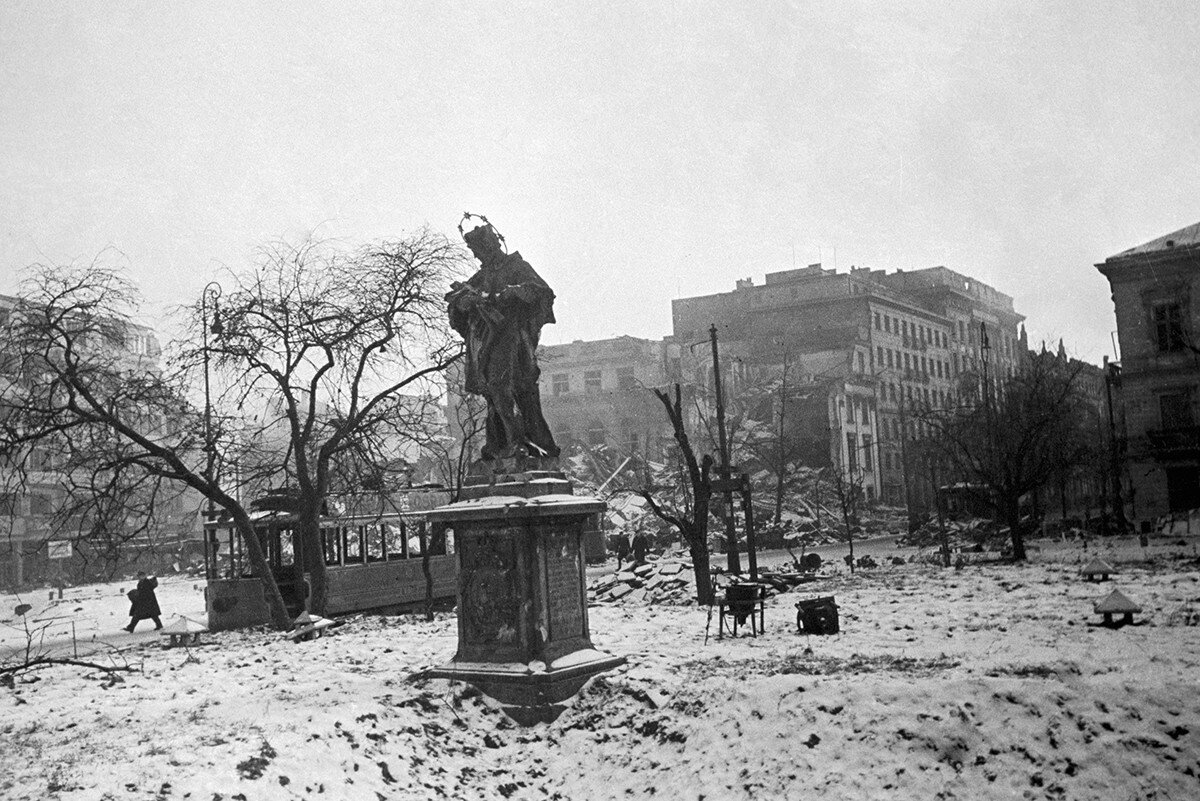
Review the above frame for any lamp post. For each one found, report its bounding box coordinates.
[201,282,223,522]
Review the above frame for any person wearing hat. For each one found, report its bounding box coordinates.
[124,571,163,632]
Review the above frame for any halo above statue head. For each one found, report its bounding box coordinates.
[458,212,508,255]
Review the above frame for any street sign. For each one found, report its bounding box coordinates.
[47,541,73,560]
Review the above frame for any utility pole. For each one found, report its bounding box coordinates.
[710,324,740,574]
[1103,357,1128,534]
[774,347,788,525]
[896,382,915,531]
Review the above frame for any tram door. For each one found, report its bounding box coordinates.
[266,524,308,615]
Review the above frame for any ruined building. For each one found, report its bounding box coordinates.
[672,264,1026,512]
[1097,221,1200,526]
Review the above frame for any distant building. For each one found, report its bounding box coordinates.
[1097,221,1200,526]
[673,264,1026,513]
[0,295,192,589]
[538,336,683,458]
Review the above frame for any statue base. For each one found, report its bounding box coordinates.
[420,477,624,717]
[459,455,572,500]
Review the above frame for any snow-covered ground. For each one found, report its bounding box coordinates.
[2,536,1198,800]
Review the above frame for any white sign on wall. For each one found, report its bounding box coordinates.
[47,541,73,560]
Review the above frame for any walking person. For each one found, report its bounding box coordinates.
[124,571,163,632]
[614,534,631,571]
[631,531,649,567]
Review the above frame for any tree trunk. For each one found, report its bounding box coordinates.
[688,534,714,606]
[297,511,328,616]
[229,509,291,630]
[1004,497,1027,561]
[421,524,434,622]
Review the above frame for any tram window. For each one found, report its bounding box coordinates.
[443,527,455,555]
[278,529,295,566]
[322,527,342,566]
[365,524,386,562]
[384,522,407,560]
[343,527,364,564]
[407,522,424,557]
[427,524,448,557]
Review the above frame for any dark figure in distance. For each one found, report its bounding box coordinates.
[614,534,631,571]
[631,532,649,567]
[124,571,162,632]
[447,221,559,461]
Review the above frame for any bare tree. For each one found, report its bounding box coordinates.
[0,263,293,628]
[197,230,468,614]
[419,385,487,501]
[829,450,865,573]
[916,351,1092,560]
[636,384,715,605]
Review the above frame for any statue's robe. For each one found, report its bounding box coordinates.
[448,251,559,458]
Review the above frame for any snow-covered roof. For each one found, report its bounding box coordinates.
[1107,221,1200,260]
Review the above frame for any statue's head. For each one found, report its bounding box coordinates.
[463,224,503,262]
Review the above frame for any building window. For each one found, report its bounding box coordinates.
[877,345,884,364]
[846,398,855,423]
[1153,302,1186,353]
[1160,391,1194,430]
[903,353,911,371]
[856,352,866,372]
[616,366,636,390]
[862,435,872,470]
[628,431,640,453]
[551,373,569,395]
[846,433,858,473]
[584,370,602,393]
[874,312,881,330]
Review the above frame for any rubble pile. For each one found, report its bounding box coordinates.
[589,559,827,606]
[589,560,696,606]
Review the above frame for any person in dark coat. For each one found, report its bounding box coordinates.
[631,532,649,566]
[614,534,631,570]
[124,571,162,632]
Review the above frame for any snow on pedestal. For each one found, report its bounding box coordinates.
[421,474,624,716]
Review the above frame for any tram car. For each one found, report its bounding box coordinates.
[203,487,454,631]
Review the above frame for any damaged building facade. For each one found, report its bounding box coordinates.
[671,264,1026,513]
[1098,221,1200,527]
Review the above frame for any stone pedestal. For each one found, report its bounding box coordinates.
[422,467,624,714]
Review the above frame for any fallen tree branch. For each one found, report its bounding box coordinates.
[1,655,137,677]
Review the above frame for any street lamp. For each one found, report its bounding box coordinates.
[201,281,223,511]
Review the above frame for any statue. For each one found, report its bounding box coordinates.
[447,214,559,462]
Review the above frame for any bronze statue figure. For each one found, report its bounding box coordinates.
[447,215,559,462]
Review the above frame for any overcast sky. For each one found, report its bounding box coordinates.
[2,1,1198,363]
